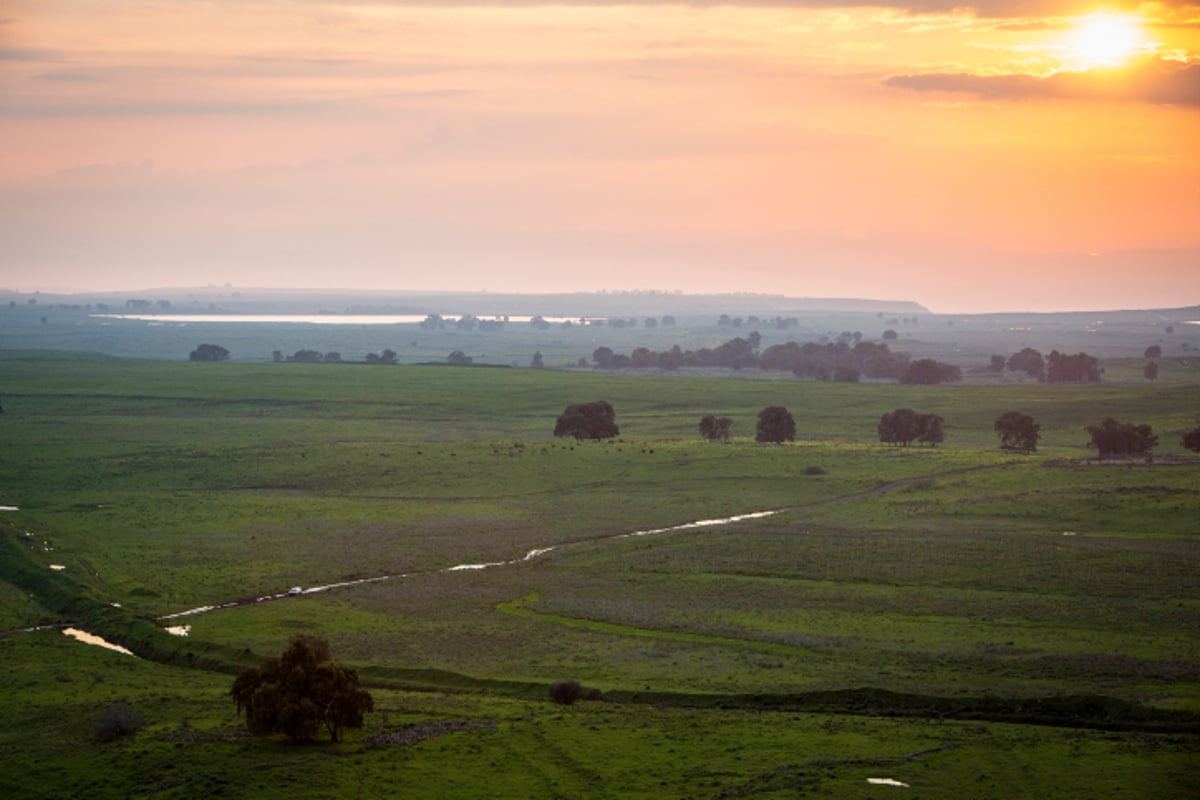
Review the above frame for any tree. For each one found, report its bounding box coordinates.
[1182,426,1200,453]
[1144,361,1159,380]
[1046,350,1100,383]
[902,358,961,385]
[189,343,230,362]
[699,415,733,442]
[882,329,898,340]
[755,406,795,443]
[916,413,945,447]
[447,350,474,365]
[230,635,373,743]
[1144,345,1162,358]
[994,411,1041,453]
[988,355,1006,373]
[1006,348,1044,379]
[554,401,619,441]
[1085,417,1158,460]
[290,349,322,363]
[530,351,545,368]
[878,408,944,446]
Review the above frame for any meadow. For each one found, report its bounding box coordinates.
[1,349,1198,798]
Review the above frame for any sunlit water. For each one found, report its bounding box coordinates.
[91,313,601,325]
[162,509,783,620]
[62,628,136,656]
[867,778,910,787]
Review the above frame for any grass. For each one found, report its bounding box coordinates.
[0,351,1197,797]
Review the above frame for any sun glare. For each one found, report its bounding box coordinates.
[1068,12,1143,68]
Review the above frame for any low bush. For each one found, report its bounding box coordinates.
[548,680,584,705]
[95,703,144,742]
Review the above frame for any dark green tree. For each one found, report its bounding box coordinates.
[902,358,961,385]
[1006,348,1044,378]
[1085,417,1157,460]
[530,351,545,368]
[1046,350,1101,383]
[699,415,733,442]
[755,406,795,443]
[554,401,619,441]
[879,408,943,446]
[994,411,1041,453]
[447,350,474,365]
[188,343,230,362]
[1182,426,1200,453]
[230,636,373,743]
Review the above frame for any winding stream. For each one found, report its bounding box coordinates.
[160,509,783,620]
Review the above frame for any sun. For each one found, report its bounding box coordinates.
[1067,12,1144,68]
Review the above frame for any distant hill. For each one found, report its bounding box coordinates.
[4,287,930,317]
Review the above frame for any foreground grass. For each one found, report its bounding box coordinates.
[2,633,1196,800]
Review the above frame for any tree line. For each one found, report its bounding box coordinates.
[553,400,1198,459]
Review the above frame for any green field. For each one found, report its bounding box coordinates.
[1,351,1198,798]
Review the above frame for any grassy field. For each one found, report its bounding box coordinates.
[1,351,1198,797]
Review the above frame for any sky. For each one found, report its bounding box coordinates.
[1,1,1198,313]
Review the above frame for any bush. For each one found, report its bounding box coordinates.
[804,465,826,475]
[95,703,144,742]
[548,680,584,705]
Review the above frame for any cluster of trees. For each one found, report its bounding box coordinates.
[1085,418,1158,460]
[125,298,171,309]
[699,415,733,442]
[591,336,925,381]
[878,408,944,446]
[901,358,962,385]
[418,313,507,332]
[189,343,230,362]
[991,348,1101,383]
[719,314,802,331]
[231,636,373,743]
[760,340,911,381]
[272,349,342,363]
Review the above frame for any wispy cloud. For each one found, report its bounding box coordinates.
[885,58,1200,106]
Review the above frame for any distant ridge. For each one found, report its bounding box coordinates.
[7,287,930,317]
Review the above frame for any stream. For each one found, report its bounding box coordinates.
[159,509,783,621]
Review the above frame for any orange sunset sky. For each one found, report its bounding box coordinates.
[1,1,1198,312]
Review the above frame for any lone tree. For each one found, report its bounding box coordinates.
[554,401,619,441]
[755,406,795,443]
[699,415,733,442]
[231,635,373,743]
[189,343,230,362]
[447,350,474,365]
[1182,426,1200,454]
[1085,417,1158,460]
[994,411,1041,453]
[878,408,944,447]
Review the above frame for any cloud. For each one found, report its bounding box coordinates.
[0,46,64,61]
[885,58,1200,106]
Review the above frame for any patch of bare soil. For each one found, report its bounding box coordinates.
[365,718,497,748]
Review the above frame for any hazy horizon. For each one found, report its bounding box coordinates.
[2,2,1198,314]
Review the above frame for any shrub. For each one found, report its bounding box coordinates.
[804,465,826,475]
[95,703,145,742]
[548,680,584,705]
